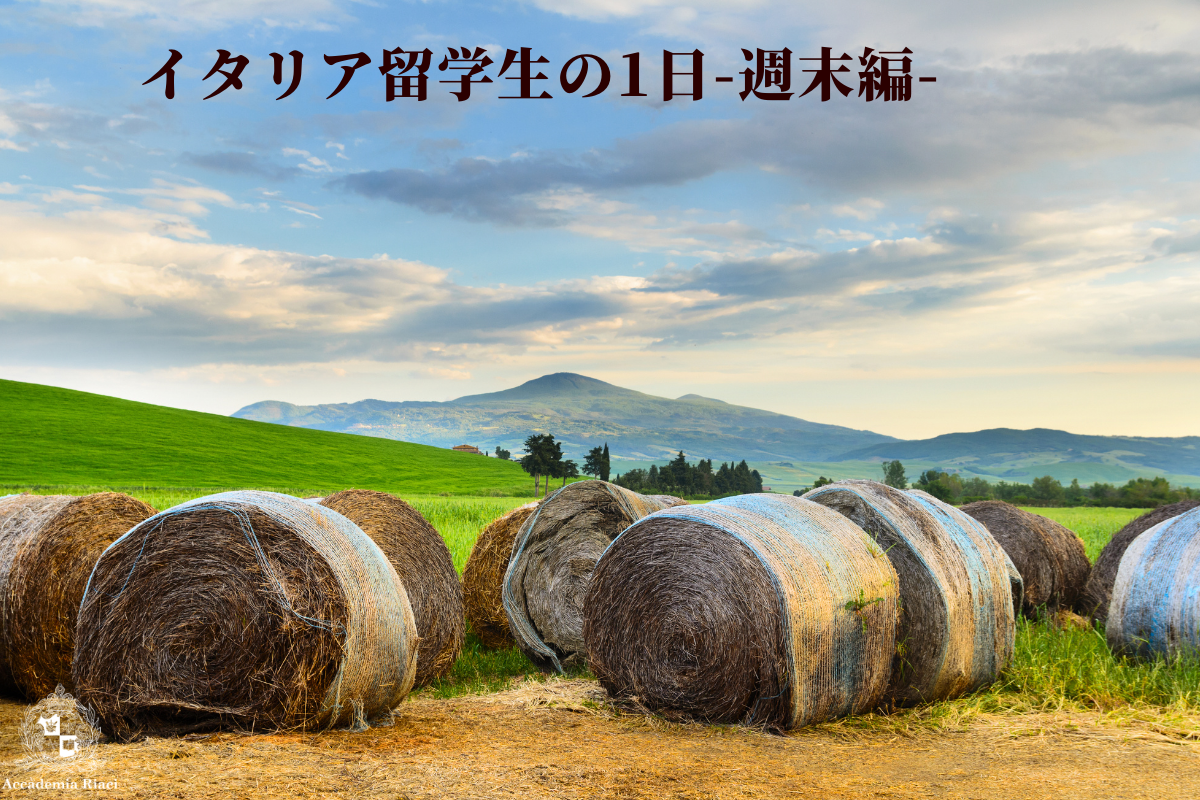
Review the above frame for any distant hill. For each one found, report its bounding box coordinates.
[233,372,898,462]
[0,378,528,494]
[839,428,1200,482]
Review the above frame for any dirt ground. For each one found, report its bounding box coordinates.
[1,680,1197,799]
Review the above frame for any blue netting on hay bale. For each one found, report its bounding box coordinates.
[74,490,417,739]
[1108,505,1200,659]
[804,481,1018,705]
[584,493,899,729]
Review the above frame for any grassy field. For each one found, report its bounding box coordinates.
[0,378,531,495]
[1019,506,1142,561]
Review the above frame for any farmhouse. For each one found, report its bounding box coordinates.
[452,444,484,455]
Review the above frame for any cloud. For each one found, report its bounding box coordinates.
[1,183,1197,376]
[183,151,302,182]
[333,47,1200,248]
[16,0,352,31]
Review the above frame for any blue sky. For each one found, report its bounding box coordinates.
[1,0,1198,439]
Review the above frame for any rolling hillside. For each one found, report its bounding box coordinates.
[235,373,1200,489]
[234,372,897,462]
[0,379,528,494]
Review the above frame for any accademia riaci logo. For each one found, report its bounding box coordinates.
[19,684,101,762]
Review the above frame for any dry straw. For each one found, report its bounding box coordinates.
[804,481,1019,705]
[73,490,418,741]
[502,481,686,672]
[317,490,464,686]
[0,493,155,700]
[1108,506,1200,658]
[961,500,1090,616]
[1080,500,1200,623]
[462,502,538,649]
[583,494,899,730]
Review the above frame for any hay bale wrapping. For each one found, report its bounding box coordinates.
[584,494,899,729]
[1107,506,1200,658]
[803,481,1018,705]
[961,500,1090,616]
[316,490,464,686]
[73,490,418,740]
[462,502,538,649]
[1080,500,1200,623]
[0,492,156,699]
[502,481,686,672]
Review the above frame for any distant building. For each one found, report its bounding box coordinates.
[452,444,484,455]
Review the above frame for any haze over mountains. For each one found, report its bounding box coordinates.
[234,373,895,462]
[233,373,1200,484]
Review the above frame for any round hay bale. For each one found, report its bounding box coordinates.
[583,494,898,729]
[502,481,686,672]
[960,500,1090,616]
[0,492,156,700]
[462,502,538,650]
[1107,506,1200,658]
[1080,500,1200,623]
[73,490,418,740]
[803,481,1018,705]
[316,490,464,686]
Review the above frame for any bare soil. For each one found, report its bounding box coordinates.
[2,679,1198,798]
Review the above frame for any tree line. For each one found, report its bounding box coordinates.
[613,451,763,497]
[870,460,1199,508]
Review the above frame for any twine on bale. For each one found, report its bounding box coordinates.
[804,481,1018,705]
[317,490,464,686]
[462,502,538,649]
[1080,500,1200,623]
[1107,506,1200,659]
[961,501,1090,616]
[583,494,898,730]
[0,493,156,700]
[502,481,686,672]
[73,491,418,741]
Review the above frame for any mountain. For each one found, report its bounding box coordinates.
[0,378,528,494]
[839,428,1200,482]
[232,373,898,462]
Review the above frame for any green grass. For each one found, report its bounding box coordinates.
[1019,506,1143,561]
[0,379,531,495]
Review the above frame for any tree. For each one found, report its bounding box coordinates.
[494,446,511,460]
[1029,475,1065,505]
[583,446,606,479]
[915,469,962,504]
[520,434,550,497]
[601,443,611,482]
[812,476,833,489]
[520,433,564,497]
[557,459,579,487]
[881,460,907,489]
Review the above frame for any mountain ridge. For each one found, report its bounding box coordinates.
[231,373,1200,481]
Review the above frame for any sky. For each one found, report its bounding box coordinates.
[0,0,1198,439]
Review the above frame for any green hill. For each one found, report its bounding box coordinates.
[0,379,529,495]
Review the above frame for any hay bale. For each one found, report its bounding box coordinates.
[1107,506,1200,658]
[804,481,1018,704]
[0,492,156,699]
[73,490,418,740]
[1080,500,1200,623]
[502,481,685,672]
[960,500,1090,616]
[462,502,538,649]
[583,494,898,729]
[316,490,464,686]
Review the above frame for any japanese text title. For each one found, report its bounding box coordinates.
[145,47,936,103]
